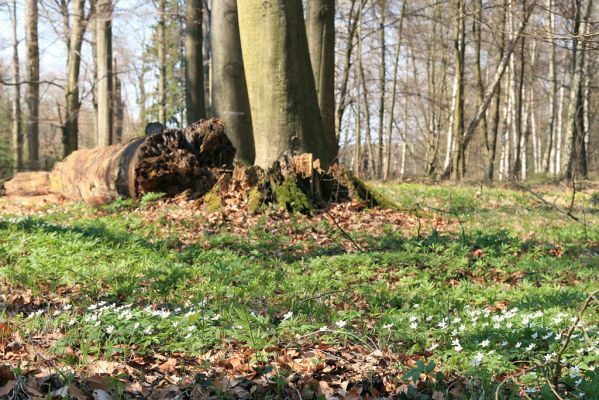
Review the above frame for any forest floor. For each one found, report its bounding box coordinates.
[0,181,597,399]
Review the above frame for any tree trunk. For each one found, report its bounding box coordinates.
[96,0,113,147]
[335,0,362,141]
[63,0,87,157]
[157,0,167,125]
[186,0,206,125]
[10,0,23,172]
[306,0,337,158]
[376,0,386,178]
[211,0,254,164]
[112,59,124,143]
[450,0,465,181]
[511,1,526,180]
[543,0,557,174]
[25,0,40,170]
[237,0,334,169]
[384,1,406,180]
[486,0,507,183]
[563,0,592,180]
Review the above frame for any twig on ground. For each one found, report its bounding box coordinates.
[553,289,598,387]
[323,208,364,252]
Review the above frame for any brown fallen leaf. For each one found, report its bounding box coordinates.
[158,358,177,374]
[68,384,90,400]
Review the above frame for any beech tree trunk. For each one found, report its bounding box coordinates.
[306,0,337,158]
[157,0,167,125]
[211,0,254,164]
[186,0,206,124]
[63,0,87,157]
[96,0,113,147]
[237,0,334,169]
[10,0,23,172]
[25,0,40,169]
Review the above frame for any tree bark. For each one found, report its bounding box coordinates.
[113,59,124,143]
[186,0,206,124]
[211,0,254,164]
[10,0,23,172]
[543,0,557,174]
[563,0,592,180]
[306,0,337,158]
[63,0,87,157]
[158,0,167,125]
[486,0,507,183]
[25,0,40,169]
[383,1,406,180]
[96,0,113,146]
[450,0,465,181]
[237,0,334,168]
[376,0,386,178]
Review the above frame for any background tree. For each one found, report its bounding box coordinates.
[25,0,39,169]
[185,0,205,124]
[96,0,113,146]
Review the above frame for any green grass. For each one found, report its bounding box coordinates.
[0,183,597,399]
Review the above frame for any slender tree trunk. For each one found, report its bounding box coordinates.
[25,0,40,169]
[237,0,332,168]
[450,0,465,181]
[470,0,487,165]
[354,1,363,175]
[511,1,526,179]
[96,0,113,146]
[157,0,167,125]
[186,0,206,124]
[384,1,406,180]
[112,59,124,143]
[360,59,375,177]
[63,0,87,157]
[486,0,507,183]
[554,83,565,175]
[336,0,362,140]
[563,0,592,180]
[306,0,337,158]
[543,0,557,173]
[211,0,253,164]
[444,73,458,173]
[376,0,386,178]
[10,0,23,172]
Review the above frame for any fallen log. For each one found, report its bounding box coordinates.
[5,119,235,206]
[4,172,52,196]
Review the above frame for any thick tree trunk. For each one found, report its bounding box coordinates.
[306,0,337,158]
[186,0,206,124]
[211,0,254,164]
[237,0,334,168]
[63,0,87,157]
[10,0,23,172]
[25,0,40,170]
[96,0,113,147]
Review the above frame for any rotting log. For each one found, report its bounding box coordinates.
[5,119,235,206]
[4,172,52,196]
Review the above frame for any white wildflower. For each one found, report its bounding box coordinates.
[471,352,484,367]
[105,325,115,334]
[526,343,536,351]
[410,322,418,329]
[335,320,347,328]
[143,325,153,335]
[382,323,393,330]
[515,342,522,348]
[480,339,490,348]
[282,311,293,321]
[211,314,221,321]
